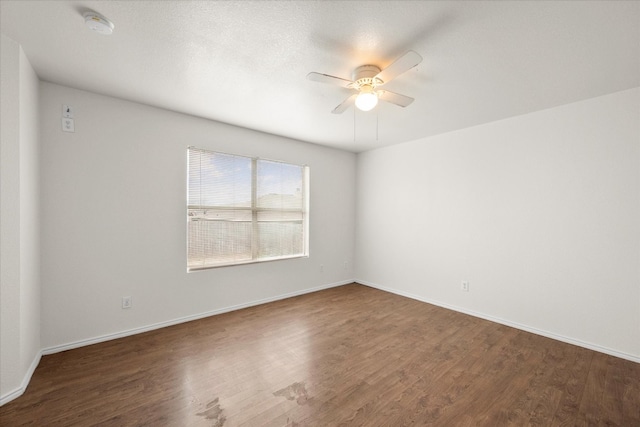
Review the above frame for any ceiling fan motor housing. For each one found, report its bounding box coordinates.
[352,65,383,90]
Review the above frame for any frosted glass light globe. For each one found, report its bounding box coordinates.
[355,86,378,111]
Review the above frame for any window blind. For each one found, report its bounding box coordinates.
[187,147,308,270]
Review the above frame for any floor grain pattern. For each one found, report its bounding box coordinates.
[1,283,638,426]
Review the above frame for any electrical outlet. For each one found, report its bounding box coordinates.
[122,296,132,309]
[461,281,469,292]
[61,117,75,132]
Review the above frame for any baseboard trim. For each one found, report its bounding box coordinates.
[0,350,42,406]
[41,279,352,356]
[357,279,640,364]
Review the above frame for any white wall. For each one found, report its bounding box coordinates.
[356,88,640,361]
[18,37,41,393]
[39,82,356,350]
[0,32,21,402]
[0,34,41,401]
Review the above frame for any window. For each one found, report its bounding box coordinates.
[187,147,309,270]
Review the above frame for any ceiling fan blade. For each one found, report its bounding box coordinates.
[332,94,357,114]
[378,90,414,108]
[375,50,422,85]
[307,72,353,88]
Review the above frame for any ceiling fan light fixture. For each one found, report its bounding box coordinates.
[355,85,378,111]
[308,51,422,114]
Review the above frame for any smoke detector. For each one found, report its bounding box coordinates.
[84,12,114,35]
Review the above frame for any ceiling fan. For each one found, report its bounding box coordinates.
[307,50,422,114]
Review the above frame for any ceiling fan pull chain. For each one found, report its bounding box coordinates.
[353,106,356,144]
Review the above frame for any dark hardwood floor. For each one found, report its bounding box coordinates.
[1,283,638,426]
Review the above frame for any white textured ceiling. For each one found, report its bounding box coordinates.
[1,1,638,152]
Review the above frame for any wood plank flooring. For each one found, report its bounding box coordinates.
[1,283,638,426]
